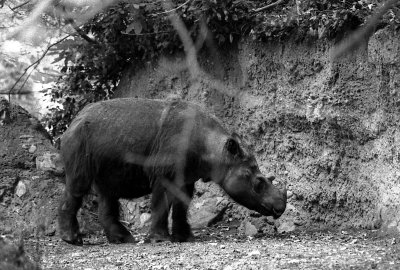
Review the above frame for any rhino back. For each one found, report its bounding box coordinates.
[62,99,166,159]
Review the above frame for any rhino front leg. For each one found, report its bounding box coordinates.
[146,178,172,243]
[98,194,135,244]
[171,183,195,242]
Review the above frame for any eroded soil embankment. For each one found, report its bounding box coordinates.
[116,27,400,235]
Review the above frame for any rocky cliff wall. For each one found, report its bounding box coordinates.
[116,27,400,235]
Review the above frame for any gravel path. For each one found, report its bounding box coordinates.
[23,229,400,270]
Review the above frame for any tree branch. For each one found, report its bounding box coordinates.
[151,0,192,16]
[8,35,71,101]
[66,18,99,44]
[253,0,285,13]
[121,30,174,36]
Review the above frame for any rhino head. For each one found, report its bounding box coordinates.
[211,134,287,218]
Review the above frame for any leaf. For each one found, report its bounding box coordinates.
[126,21,143,35]
[51,53,65,64]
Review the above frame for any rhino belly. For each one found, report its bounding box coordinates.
[96,161,152,199]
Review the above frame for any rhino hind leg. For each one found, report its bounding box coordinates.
[98,195,135,244]
[171,183,195,242]
[58,187,85,245]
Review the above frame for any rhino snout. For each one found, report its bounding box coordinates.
[271,185,287,218]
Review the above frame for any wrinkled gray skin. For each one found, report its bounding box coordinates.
[58,98,287,245]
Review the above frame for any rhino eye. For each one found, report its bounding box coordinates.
[254,177,266,194]
[242,169,252,178]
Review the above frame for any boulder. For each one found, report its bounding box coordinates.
[189,195,229,229]
[35,152,64,175]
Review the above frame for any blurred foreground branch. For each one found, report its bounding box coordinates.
[3,0,120,42]
[4,0,53,41]
[331,0,399,60]
[162,0,200,80]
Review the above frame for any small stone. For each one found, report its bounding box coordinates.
[239,220,258,236]
[139,201,148,208]
[247,250,261,257]
[15,181,27,197]
[45,226,56,236]
[287,190,293,199]
[277,221,296,233]
[140,213,151,227]
[265,216,275,225]
[19,135,34,140]
[28,145,37,153]
[294,219,304,226]
[126,201,137,213]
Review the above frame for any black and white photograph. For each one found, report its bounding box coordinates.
[0,0,399,269]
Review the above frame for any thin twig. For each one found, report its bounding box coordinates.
[10,0,31,11]
[151,0,192,16]
[331,0,399,60]
[121,30,174,36]
[253,0,285,13]
[8,35,71,101]
[67,19,99,44]
[18,66,36,94]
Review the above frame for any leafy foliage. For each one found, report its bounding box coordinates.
[46,0,399,137]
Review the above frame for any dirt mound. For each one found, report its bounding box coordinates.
[0,98,79,238]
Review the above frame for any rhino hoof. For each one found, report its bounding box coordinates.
[171,231,195,243]
[60,232,83,246]
[144,233,170,243]
[107,233,136,244]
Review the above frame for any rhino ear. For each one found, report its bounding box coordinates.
[231,132,242,143]
[224,137,243,158]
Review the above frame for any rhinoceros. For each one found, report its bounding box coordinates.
[58,98,287,245]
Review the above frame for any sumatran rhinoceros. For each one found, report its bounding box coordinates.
[58,98,287,245]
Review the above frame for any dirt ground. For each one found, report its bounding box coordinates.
[17,225,399,270]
